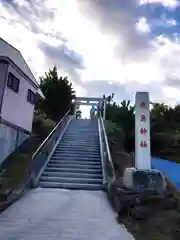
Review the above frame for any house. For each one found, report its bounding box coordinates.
[0,38,44,163]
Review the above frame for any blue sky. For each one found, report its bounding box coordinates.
[1,0,180,107]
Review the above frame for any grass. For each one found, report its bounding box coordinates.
[0,136,42,194]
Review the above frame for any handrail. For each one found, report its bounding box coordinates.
[99,116,116,187]
[98,119,106,185]
[0,109,72,212]
[32,109,71,158]
[100,118,114,165]
[30,109,72,186]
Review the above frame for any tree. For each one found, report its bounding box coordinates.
[36,66,76,121]
[106,98,135,152]
[103,93,114,104]
[150,103,174,132]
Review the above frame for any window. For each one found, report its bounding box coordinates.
[27,89,36,105]
[7,73,20,93]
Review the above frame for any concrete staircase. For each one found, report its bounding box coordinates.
[39,119,103,190]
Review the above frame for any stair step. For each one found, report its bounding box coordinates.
[47,162,101,169]
[63,135,99,137]
[53,152,100,156]
[57,144,100,148]
[49,159,101,164]
[44,167,102,174]
[39,119,103,190]
[56,144,100,147]
[48,160,101,166]
[60,143,99,147]
[42,171,102,179]
[54,149,100,154]
[55,146,100,150]
[46,163,101,169]
[61,140,99,144]
[40,176,102,184]
[60,142,99,146]
[51,156,100,161]
[40,181,102,190]
[63,135,98,137]
[61,139,98,142]
[65,132,99,134]
[55,149,100,153]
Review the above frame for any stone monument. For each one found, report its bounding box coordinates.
[122,92,167,194]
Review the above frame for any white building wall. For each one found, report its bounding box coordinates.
[1,64,37,132]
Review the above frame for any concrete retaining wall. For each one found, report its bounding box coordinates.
[0,122,29,164]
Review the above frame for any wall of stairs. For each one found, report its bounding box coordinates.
[39,119,103,190]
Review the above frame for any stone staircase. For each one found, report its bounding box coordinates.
[39,119,103,190]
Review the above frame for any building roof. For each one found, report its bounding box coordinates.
[0,37,39,87]
[0,37,44,98]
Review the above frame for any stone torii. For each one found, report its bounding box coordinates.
[74,97,107,120]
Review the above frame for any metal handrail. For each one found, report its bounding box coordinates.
[30,109,72,186]
[98,118,106,185]
[99,116,116,186]
[0,109,72,210]
[32,109,71,158]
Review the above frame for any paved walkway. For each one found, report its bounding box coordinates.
[0,188,134,240]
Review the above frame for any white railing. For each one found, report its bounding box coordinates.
[98,116,115,188]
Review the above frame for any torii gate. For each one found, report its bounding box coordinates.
[74,97,107,120]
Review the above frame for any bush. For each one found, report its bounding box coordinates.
[32,114,56,139]
[104,120,122,135]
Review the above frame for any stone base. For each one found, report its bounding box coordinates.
[122,167,167,194]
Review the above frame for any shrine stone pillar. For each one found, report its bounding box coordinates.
[135,92,151,170]
[122,92,166,194]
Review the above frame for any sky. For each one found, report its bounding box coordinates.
[1,0,180,116]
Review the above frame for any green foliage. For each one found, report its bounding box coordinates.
[105,99,135,152]
[32,114,56,139]
[103,93,114,104]
[36,66,76,121]
[104,120,122,135]
[105,97,180,158]
[151,103,180,133]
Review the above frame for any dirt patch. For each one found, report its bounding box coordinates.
[108,132,180,240]
[118,201,180,240]
[0,135,42,195]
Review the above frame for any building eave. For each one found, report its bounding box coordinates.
[36,88,45,100]
[0,56,38,89]
[0,37,39,87]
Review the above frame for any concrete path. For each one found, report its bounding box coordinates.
[0,188,134,240]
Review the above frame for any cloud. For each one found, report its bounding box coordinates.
[82,80,128,101]
[78,0,153,63]
[1,0,180,105]
[140,0,180,8]
[136,17,151,33]
[150,14,177,29]
[39,40,85,88]
[39,41,85,71]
